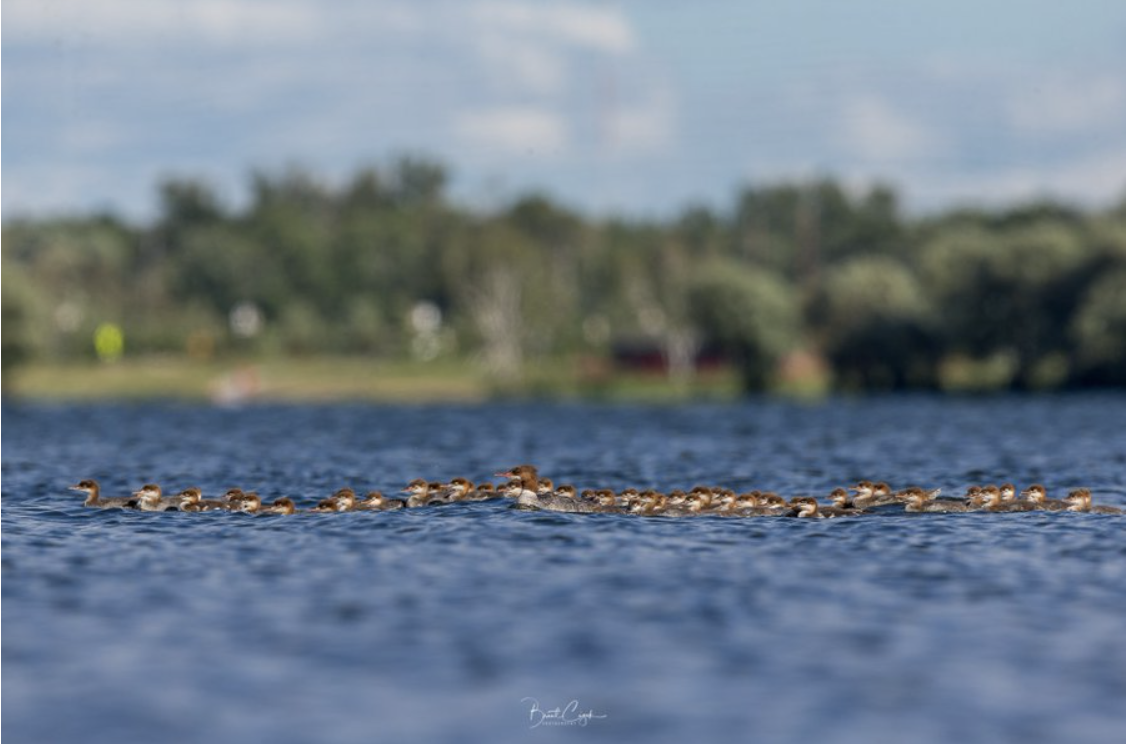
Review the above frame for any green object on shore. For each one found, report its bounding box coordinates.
[94,323,124,362]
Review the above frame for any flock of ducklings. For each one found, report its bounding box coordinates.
[69,463,1123,517]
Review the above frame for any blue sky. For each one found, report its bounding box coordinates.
[3,0,1124,219]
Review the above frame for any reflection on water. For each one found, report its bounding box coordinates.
[2,394,1125,744]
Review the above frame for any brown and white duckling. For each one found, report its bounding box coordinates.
[176,487,231,512]
[827,487,869,513]
[681,487,714,514]
[1064,488,1125,514]
[134,483,180,512]
[1021,484,1070,511]
[311,487,356,512]
[230,492,262,514]
[496,465,594,513]
[790,496,858,518]
[590,489,623,513]
[851,481,899,508]
[354,491,406,511]
[259,498,297,515]
[904,491,972,513]
[757,493,793,515]
[402,479,439,507]
[895,486,943,502]
[463,482,498,501]
[435,477,475,503]
[977,485,1036,512]
[828,487,855,509]
[69,479,137,509]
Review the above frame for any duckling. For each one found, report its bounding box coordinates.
[789,496,858,518]
[977,486,1036,513]
[230,492,262,514]
[311,487,356,512]
[134,484,179,512]
[1064,488,1125,514]
[259,498,297,515]
[851,481,900,508]
[69,479,137,509]
[1021,484,1070,511]
[904,491,972,513]
[354,491,406,511]
[176,487,231,512]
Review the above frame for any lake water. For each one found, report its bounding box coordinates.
[2,394,1125,744]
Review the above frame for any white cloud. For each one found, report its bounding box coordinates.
[3,0,328,46]
[604,87,677,155]
[1007,74,1124,136]
[920,151,1126,208]
[839,94,945,162]
[454,106,568,154]
[469,1,635,55]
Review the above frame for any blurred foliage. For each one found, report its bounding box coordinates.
[2,158,1124,393]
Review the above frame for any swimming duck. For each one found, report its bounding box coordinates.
[230,492,263,514]
[1020,484,1070,511]
[977,486,1036,513]
[495,465,593,512]
[1063,488,1124,514]
[311,487,356,512]
[402,479,442,507]
[176,487,231,512]
[134,484,180,512]
[439,477,476,502]
[849,481,900,508]
[259,498,297,515]
[354,491,406,511]
[903,491,972,513]
[790,496,858,518]
[69,479,137,509]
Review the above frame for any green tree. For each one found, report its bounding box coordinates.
[687,262,800,391]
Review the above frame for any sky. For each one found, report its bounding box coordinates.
[2,0,1125,220]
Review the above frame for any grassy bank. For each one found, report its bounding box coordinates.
[3,356,747,403]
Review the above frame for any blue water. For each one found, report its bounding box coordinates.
[2,394,1125,744]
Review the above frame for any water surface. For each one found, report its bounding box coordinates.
[3,394,1125,743]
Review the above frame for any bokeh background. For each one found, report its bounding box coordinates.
[2,1,1125,399]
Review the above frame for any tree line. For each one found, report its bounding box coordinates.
[2,157,1124,392]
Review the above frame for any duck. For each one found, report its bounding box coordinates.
[827,488,868,513]
[849,481,900,508]
[134,483,180,512]
[1020,484,1070,511]
[69,479,137,509]
[354,491,406,511]
[259,498,297,515]
[176,487,231,512]
[589,489,623,513]
[895,486,944,503]
[311,487,356,512]
[439,477,476,502]
[756,493,793,516]
[904,491,972,513]
[462,482,498,501]
[682,487,714,514]
[977,485,1036,513]
[402,478,442,507]
[1063,488,1124,514]
[789,496,858,518]
[230,492,263,514]
[495,465,594,513]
